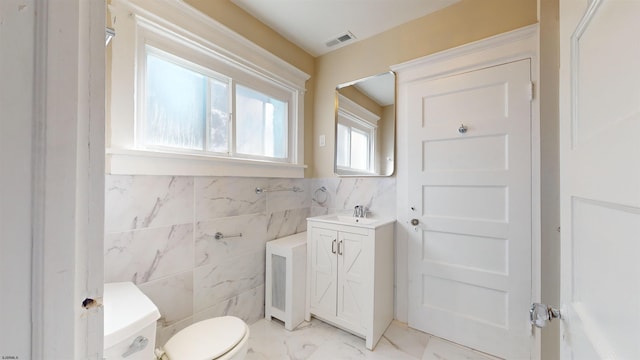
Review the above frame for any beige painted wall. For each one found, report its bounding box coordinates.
[185,0,316,177]
[380,105,395,175]
[339,85,382,115]
[313,0,537,177]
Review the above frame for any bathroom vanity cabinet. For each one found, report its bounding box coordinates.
[305,215,394,350]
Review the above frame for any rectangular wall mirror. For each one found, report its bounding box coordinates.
[335,71,395,176]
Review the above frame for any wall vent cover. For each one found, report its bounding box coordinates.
[325,31,356,48]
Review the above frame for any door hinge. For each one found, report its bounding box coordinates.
[528,82,534,101]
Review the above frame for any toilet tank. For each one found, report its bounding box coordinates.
[104,282,161,359]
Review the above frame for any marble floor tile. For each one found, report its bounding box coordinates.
[248,318,500,360]
[382,320,431,359]
[421,336,499,360]
[308,332,417,360]
[247,318,337,360]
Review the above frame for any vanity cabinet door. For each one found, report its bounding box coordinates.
[336,231,367,333]
[307,219,394,350]
[308,227,338,318]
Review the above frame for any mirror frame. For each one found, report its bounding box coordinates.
[334,71,396,177]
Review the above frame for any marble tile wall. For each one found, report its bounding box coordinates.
[310,177,397,219]
[104,174,396,345]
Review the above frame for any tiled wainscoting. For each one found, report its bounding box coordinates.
[104,175,396,345]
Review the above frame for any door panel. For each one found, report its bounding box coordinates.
[572,199,640,354]
[423,185,508,221]
[573,1,640,146]
[407,59,532,359]
[309,228,337,316]
[422,231,507,274]
[422,276,508,326]
[560,0,640,358]
[423,135,508,171]
[422,81,508,127]
[337,231,366,332]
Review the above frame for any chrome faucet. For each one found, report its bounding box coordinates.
[353,205,368,218]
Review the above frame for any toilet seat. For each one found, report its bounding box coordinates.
[161,316,248,360]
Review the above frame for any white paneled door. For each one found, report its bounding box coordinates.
[407,59,533,359]
[560,0,640,358]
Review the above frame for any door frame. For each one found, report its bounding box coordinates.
[392,24,541,359]
[30,0,105,358]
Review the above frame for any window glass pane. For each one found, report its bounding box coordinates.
[145,53,206,150]
[236,85,287,158]
[336,123,350,167]
[208,79,230,153]
[350,129,369,170]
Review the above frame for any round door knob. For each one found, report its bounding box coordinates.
[410,219,420,226]
[529,303,561,328]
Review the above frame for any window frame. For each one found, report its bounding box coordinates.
[107,0,309,177]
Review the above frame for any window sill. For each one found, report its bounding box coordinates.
[106,149,306,178]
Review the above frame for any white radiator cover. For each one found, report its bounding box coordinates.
[265,232,307,330]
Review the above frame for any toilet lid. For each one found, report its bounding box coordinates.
[163,316,247,360]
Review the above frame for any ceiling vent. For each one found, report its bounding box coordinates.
[325,31,356,48]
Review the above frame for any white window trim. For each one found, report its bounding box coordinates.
[335,94,380,175]
[337,94,381,127]
[108,0,309,177]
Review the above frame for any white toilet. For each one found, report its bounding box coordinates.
[103,282,249,360]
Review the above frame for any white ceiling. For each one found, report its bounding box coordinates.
[349,72,395,106]
[230,0,460,57]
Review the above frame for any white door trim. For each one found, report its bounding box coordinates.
[392,24,541,359]
[31,0,105,358]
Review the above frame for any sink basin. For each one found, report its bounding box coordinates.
[307,214,394,229]
[329,215,379,225]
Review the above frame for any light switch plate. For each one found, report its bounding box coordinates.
[319,135,326,147]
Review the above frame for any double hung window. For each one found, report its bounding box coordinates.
[107,0,309,177]
[142,48,290,162]
[336,115,376,173]
[335,94,378,174]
